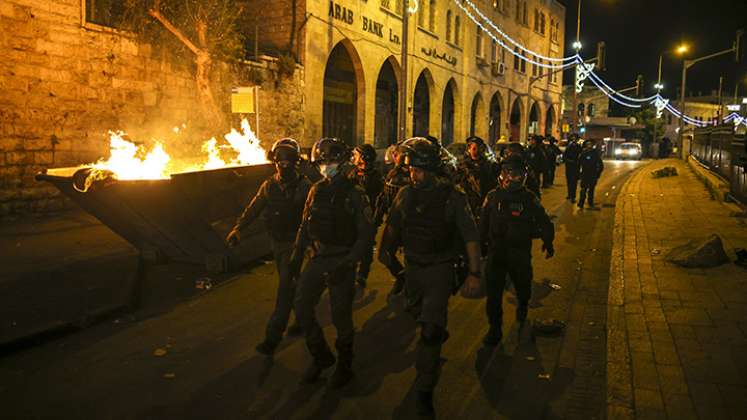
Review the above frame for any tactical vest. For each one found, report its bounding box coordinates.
[307,179,357,247]
[488,190,539,244]
[382,168,409,208]
[264,178,306,242]
[402,184,456,255]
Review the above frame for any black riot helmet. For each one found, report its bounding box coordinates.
[466,136,487,151]
[311,137,348,164]
[402,137,441,172]
[505,142,526,158]
[268,137,301,163]
[353,143,377,164]
[499,157,527,192]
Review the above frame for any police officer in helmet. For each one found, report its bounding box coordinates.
[289,137,375,388]
[379,138,482,416]
[458,136,500,217]
[348,143,384,288]
[479,157,555,345]
[226,138,311,356]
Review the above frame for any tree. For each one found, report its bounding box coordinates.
[633,104,665,157]
[122,0,245,129]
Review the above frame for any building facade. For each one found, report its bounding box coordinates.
[298,0,566,147]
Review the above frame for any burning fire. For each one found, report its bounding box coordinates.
[91,119,268,180]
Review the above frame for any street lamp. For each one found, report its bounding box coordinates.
[571,0,582,134]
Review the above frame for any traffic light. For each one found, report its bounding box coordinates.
[596,41,606,71]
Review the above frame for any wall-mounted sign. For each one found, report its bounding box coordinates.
[727,104,741,111]
[231,87,256,113]
[421,47,457,66]
[329,1,353,25]
[362,16,384,37]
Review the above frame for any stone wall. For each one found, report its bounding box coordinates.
[0,0,304,218]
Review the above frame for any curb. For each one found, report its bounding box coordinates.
[686,156,732,203]
[606,160,655,419]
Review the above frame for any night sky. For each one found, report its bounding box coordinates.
[559,0,747,102]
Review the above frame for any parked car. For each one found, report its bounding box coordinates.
[615,142,643,160]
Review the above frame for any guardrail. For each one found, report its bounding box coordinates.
[691,125,747,204]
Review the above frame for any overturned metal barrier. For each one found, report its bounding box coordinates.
[36,164,276,271]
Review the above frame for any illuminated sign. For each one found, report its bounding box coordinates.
[727,104,741,111]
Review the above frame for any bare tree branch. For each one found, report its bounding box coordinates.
[148,6,201,55]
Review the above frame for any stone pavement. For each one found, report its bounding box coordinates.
[607,159,747,419]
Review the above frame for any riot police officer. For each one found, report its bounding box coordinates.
[289,137,375,388]
[479,158,555,345]
[226,138,311,356]
[544,136,562,187]
[527,135,549,189]
[504,142,542,198]
[348,143,384,288]
[563,134,582,202]
[375,139,411,298]
[578,140,604,209]
[379,138,482,416]
[457,136,500,217]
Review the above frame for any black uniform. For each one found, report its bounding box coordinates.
[502,151,542,198]
[457,157,500,217]
[563,141,582,201]
[544,141,562,186]
[578,148,604,208]
[348,166,384,282]
[527,143,548,189]
[232,172,311,347]
[480,186,554,334]
[379,179,479,393]
[291,172,375,379]
[374,165,410,283]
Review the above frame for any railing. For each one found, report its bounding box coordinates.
[691,125,747,204]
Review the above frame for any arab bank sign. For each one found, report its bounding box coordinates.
[328,1,402,45]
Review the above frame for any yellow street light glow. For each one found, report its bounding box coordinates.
[676,44,689,55]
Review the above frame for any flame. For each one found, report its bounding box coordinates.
[202,138,228,170]
[93,132,171,180]
[90,119,268,181]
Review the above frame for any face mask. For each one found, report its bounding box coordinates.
[319,163,339,179]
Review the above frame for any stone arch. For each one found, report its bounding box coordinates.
[528,100,541,136]
[469,92,486,139]
[322,39,366,146]
[441,78,459,146]
[545,103,557,137]
[509,97,523,142]
[374,56,401,147]
[413,68,435,138]
[488,90,503,145]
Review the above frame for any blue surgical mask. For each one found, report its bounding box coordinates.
[319,163,339,179]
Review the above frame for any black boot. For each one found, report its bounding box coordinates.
[328,362,354,388]
[416,391,435,417]
[483,325,503,346]
[388,275,405,298]
[300,353,336,384]
[255,339,278,356]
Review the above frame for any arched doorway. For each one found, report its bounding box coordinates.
[469,93,485,138]
[545,104,556,136]
[509,98,522,142]
[441,79,457,146]
[323,42,362,146]
[488,92,502,145]
[374,57,399,148]
[528,102,540,136]
[412,70,432,138]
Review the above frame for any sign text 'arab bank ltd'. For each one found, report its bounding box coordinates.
[328,1,401,45]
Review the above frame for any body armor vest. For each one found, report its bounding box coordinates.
[264,178,306,242]
[488,190,538,244]
[402,184,456,255]
[382,168,409,208]
[307,178,357,247]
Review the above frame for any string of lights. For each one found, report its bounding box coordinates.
[456,0,744,128]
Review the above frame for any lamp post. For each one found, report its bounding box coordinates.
[571,0,582,134]
[398,0,410,142]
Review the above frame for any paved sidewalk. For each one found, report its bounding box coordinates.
[607,159,747,419]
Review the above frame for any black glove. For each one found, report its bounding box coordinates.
[542,243,555,259]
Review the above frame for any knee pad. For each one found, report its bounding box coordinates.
[420,323,445,346]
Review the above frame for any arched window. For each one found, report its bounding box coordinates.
[429,0,436,31]
[454,16,461,45]
[446,10,452,42]
[476,24,483,57]
[514,47,520,70]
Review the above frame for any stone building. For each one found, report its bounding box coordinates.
[249,0,566,147]
[0,0,304,216]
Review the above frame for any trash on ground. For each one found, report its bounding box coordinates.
[195,278,213,290]
[735,248,747,268]
[549,283,562,290]
[665,234,730,268]
[538,373,551,380]
[153,348,168,357]
[651,249,661,255]
[526,356,536,361]
[163,373,176,379]
[651,167,678,178]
